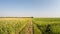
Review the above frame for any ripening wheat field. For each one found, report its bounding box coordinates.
[0,17,32,34]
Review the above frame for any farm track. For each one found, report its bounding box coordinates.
[16,18,33,34]
[26,18,33,34]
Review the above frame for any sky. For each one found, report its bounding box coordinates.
[0,0,60,17]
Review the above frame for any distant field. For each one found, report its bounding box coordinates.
[0,17,60,34]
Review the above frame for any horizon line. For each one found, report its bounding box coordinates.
[0,16,60,18]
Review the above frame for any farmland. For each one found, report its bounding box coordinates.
[33,18,60,34]
[0,17,60,34]
[0,17,32,34]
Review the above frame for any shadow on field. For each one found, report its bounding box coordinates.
[34,23,60,34]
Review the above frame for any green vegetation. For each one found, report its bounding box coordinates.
[33,18,60,34]
[0,19,29,34]
[0,18,60,34]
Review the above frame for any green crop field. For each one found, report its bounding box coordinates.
[0,17,60,34]
[33,18,60,34]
